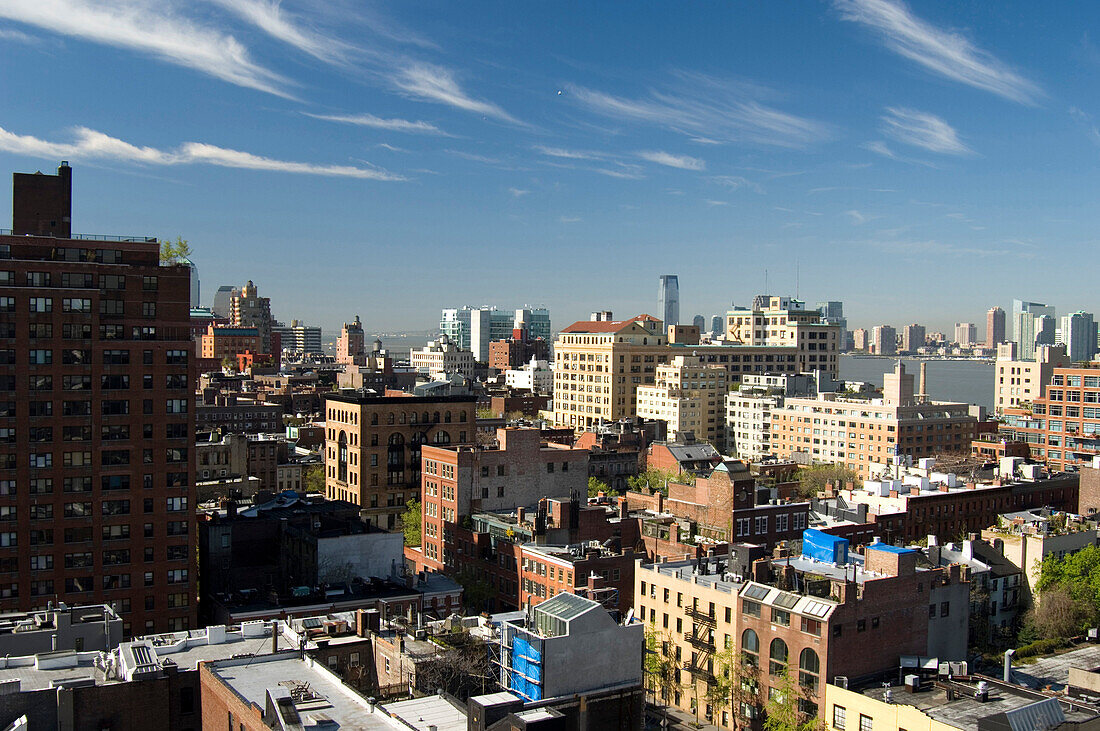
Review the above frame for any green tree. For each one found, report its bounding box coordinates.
[588,476,618,498]
[160,236,193,264]
[763,667,819,731]
[303,465,325,494]
[401,500,422,547]
[704,642,737,726]
[643,626,681,710]
[797,464,859,499]
[627,468,685,495]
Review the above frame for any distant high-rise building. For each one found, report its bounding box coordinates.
[440,305,550,360]
[692,314,705,331]
[986,306,1006,348]
[211,285,237,319]
[658,274,679,326]
[272,319,322,355]
[853,328,869,351]
[179,257,199,308]
[230,280,274,354]
[710,315,723,338]
[954,322,977,347]
[337,315,366,365]
[1012,299,1056,359]
[901,324,925,354]
[1062,311,1097,363]
[1036,315,1057,349]
[871,325,897,356]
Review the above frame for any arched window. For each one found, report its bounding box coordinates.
[769,638,788,677]
[337,431,348,482]
[799,648,819,691]
[460,411,467,423]
[387,412,394,425]
[411,412,418,424]
[370,413,378,426]
[400,412,406,424]
[433,411,440,423]
[433,430,451,445]
[422,412,430,424]
[741,629,759,666]
[444,411,452,423]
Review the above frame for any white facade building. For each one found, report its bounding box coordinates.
[410,336,476,379]
[504,357,553,394]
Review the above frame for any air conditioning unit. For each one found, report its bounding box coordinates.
[833,676,848,689]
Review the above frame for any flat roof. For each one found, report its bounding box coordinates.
[207,654,398,729]
[642,558,745,595]
[383,694,467,731]
[857,679,1097,728]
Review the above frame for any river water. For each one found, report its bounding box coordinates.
[839,355,994,409]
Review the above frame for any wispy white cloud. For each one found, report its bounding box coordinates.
[1069,106,1100,146]
[375,143,409,153]
[866,238,1029,258]
[705,199,728,207]
[0,125,403,180]
[206,0,350,65]
[508,187,529,197]
[393,63,519,124]
[533,145,606,161]
[559,215,581,223]
[881,107,972,154]
[0,0,293,98]
[835,0,1041,104]
[593,165,645,180]
[637,150,706,171]
[0,27,37,43]
[710,175,764,194]
[567,71,828,147]
[305,112,446,135]
[862,140,938,167]
[845,209,875,224]
[445,149,503,165]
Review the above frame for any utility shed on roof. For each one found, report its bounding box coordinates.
[802,528,849,564]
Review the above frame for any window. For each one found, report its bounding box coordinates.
[833,705,847,730]
[768,638,787,676]
[741,629,759,666]
[29,297,52,313]
[940,601,949,617]
[771,608,790,627]
[859,714,873,731]
[742,599,761,617]
[799,648,819,691]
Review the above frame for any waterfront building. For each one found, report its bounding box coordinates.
[900,324,925,354]
[987,306,1007,347]
[1063,311,1098,363]
[994,342,1069,413]
[440,306,550,361]
[954,322,977,348]
[871,325,897,355]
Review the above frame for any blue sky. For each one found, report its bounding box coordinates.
[0,1,1097,334]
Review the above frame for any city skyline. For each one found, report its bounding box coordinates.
[0,2,1098,331]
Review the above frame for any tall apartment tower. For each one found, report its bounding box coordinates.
[1012,299,1055,360]
[986,306,1006,348]
[12,162,72,238]
[1062,311,1097,363]
[954,322,977,347]
[1,164,197,636]
[871,325,897,356]
[337,315,366,365]
[658,274,679,327]
[230,280,274,354]
[900,324,926,354]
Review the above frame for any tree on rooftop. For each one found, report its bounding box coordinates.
[628,468,683,495]
[160,236,192,264]
[588,476,617,498]
[303,464,325,494]
[796,463,858,499]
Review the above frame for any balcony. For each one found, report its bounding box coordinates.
[682,661,715,683]
[684,606,716,625]
[684,632,716,652]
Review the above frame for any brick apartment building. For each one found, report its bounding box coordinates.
[323,391,477,529]
[196,392,282,434]
[636,536,968,728]
[1000,364,1100,472]
[0,163,196,635]
[417,427,588,571]
[487,335,549,371]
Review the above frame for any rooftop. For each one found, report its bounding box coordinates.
[854,677,1098,728]
[641,557,747,595]
[206,653,400,729]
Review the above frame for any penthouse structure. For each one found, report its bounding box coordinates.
[0,163,196,635]
[770,362,977,477]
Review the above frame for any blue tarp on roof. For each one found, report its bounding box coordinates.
[802,529,848,565]
[866,542,915,555]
